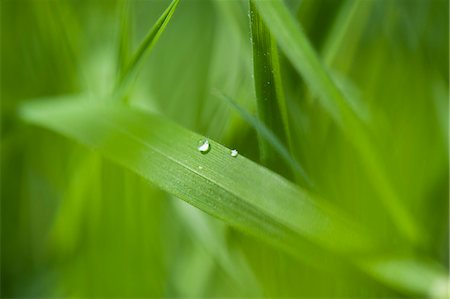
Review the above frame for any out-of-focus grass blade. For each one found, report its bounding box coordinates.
[114,0,180,101]
[172,199,261,294]
[252,0,422,246]
[249,0,292,177]
[215,91,311,186]
[321,0,372,69]
[20,96,447,296]
[432,77,449,142]
[116,0,132,77]
[360,257,449,299]
[319,0,372,123]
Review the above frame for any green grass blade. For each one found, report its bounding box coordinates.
[320,0,372,123]
[116,0,132,78]
[20,95,371,255]
[252,0,422,245]
[172,199,261,294]
[359,257,449,298]
[215,91,310,186]
[249,0,291,176]
[19,96,447,296]
[321,0,371,69]
[114,0,180,102]
[252,0,344,122]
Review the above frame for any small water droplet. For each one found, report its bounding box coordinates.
[198,166,203,170]
[230,149,238,157]
[198,139,210,153]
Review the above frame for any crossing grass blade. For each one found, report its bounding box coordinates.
[214,91,311,186]
[252,0,423,245]
[114,0,180,102]
[19,95,447,297]
[321,0,372,69]
[171,199,261,294]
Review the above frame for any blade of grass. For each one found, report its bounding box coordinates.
[214,91,311,186]
[319,0,372,123]
[19,95,447,296]
[321,0,372,69]
[114,0,180,102]
[359,257,449,298]
[172,198,261,294]
[20,95,374,257]
[116,0,132,77]
[252,0,423,246]
[249,0,292,177]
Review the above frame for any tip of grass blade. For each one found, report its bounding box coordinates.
[113,0,181,102]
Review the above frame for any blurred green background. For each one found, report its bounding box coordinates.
[1,0,448,297]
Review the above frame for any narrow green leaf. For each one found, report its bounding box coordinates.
[249,0,292,177]
[114,0,180,101]
[360,256,448,299]
[116,0,132,78]
[20,96,446,296]
[215,91,311,186]
[321,0,372,69]
[252,0,423,245]
[319,0,372,123]
[20,95,371,255]
[172,199,261,294]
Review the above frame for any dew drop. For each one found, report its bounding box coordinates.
[198,139,210,153]
[230,149,238,157]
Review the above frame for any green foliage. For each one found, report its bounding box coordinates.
[1,0,448,298]
[21,93,448,297]
[252,0,422,244]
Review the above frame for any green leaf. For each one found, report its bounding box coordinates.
[116,0,132,78]
[252,0,422,245]
[321,0,372,69]
[214,91,310,186]
[114,0,180,101]
[249,0,292,177]
[20,95,369,253]
[171,198,261,294]
[19,96,447,297]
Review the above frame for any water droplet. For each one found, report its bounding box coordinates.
[230,149,238,157]
[198,166,203,170]
[198,139,210,153]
